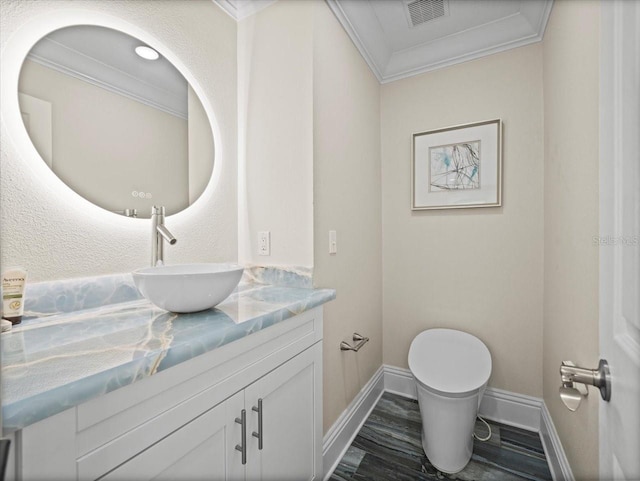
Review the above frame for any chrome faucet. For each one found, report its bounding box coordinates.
[151,206,177,266]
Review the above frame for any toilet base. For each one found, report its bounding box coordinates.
[416,383,482,474]
[421,431,471,474]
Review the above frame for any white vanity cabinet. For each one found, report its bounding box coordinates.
[9,307,323,481]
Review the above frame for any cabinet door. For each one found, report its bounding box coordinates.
[245,343,322,481]
[101,391,245,481]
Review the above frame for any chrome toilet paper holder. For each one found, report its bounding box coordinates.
[559,359,611,411]
[340,333,369,352]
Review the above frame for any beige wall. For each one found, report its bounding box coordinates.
[238,0,314,267]
[19,59,189,216]
[1,0,237,281]
[312,1,382,432]
[381,44,545,397]
[542,1,600,479]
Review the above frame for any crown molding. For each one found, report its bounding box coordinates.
[26,37,187,119]
[27,54,187,120]
[213,0,278,21]
[325,0,385,83]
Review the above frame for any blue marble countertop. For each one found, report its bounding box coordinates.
[1,281,335,432]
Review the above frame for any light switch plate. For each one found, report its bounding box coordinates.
[329,230,337,255]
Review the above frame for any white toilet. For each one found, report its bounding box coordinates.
[408,328,492,474]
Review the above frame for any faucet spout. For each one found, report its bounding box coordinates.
[156,224,177,245]
[151,206,177,266]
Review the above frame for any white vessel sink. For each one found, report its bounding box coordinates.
[132,263,244,313]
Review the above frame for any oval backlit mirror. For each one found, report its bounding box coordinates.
[18,25,214,218]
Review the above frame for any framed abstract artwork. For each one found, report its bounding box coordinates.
[411,119,502,210]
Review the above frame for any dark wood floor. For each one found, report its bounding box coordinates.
[329,392,553,481]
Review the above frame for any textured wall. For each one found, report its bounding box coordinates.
[237,0,314,267]
[542,2,601,479]
[381,44,545,397]
[1,0,237,281]
[312,1,383,433]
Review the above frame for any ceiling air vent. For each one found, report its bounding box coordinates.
[404,0,449,28]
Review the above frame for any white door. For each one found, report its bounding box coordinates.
[18,93,53,167]
[599,1,640,479]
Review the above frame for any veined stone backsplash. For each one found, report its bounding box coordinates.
[23,274,142,319]
[21,265,313,319]
[242,265,313,289]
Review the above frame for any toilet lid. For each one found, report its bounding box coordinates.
[408,329,492,396]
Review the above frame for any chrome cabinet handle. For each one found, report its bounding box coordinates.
[252,398,263,450]
[235,409,247,464]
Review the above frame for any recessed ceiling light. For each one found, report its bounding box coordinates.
[135,45,159,60]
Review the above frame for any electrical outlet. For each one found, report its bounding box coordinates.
[259,231,270,256]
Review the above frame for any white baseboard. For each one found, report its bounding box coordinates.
[478,386,544,432]
[540,402,575,481]
[382,364,417,399]
[322,365,385,481]
[323,364,574,481]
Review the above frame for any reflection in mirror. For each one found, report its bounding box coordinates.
[18,25,214,218]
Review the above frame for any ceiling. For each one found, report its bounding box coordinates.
[327,0,553,83]
[216,0,553,84]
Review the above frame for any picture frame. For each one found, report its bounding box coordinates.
[411,119,502,210]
